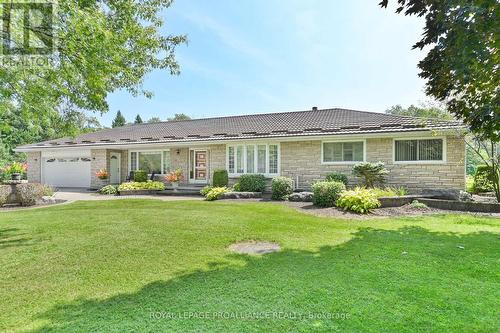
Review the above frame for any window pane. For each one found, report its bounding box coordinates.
[138,152,162,174]
[246,145,255,173]
[130,152,137,171]
[324,142,362,162]
[268,144,278,174]
[395,140,418,161]
[323,142,342,162]
[343,142,353,161]
[353,142,364,161]
[257,145,266,173]
[163,151,171,174]
[418,139,442,160]
[228,146,234,173]
[236,146,244,173]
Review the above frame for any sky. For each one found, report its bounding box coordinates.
[101,0,429,126]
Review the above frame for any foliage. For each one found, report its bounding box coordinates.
[212,169,229,187]
[311,181,346,207]
[466,139,499,201]
[205,187,229,201]
[0,185,11,206]
[410,200,428,209]
[352,162,388,188]
[336,187,381,214]
[2,162,27,176]
[271,177,294,200]
[200,186,213,196]
[466,175,475,193]
[147,117,162,123]
[380,1,499,141]
[133,170,148,183]
[117,181,165,191]
[165,169,183,183]
[371,187,407,198]
[16,183,50,206]
[99,185,118,195]
[239,174,266,192]
[325,172,348,186]
[134,115,143,124]
[473,173,494,194]
[112,111,126,128]
[95,169,109,180]
[232,182,241,192]
[385,102,454,120]
[167,114,191,121]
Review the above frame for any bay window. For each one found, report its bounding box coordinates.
[322,141,364,163]
[129,150,171,174]
[394,138,444,162]
[227,143,279,176]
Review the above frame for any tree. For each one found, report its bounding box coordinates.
[147,117,162,123]
[0,0,186,161]
[168,113,191,121]
[134,115,143,124]
[385,102,454,120]
[466,139,500,202]
[380,1,499,141]
[112,111,126,128]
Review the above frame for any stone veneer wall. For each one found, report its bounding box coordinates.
[90,149,107,189]
[26,151,41,183]
[280,135,465,193]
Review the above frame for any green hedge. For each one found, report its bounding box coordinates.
[133,170,148,182]
[239,174,266,192]
[311,181,346,207]
[325,172,348,186]
[271,177,293,200]
[212,169,229,187]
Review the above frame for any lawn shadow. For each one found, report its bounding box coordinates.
[31,227,499,332]
[0,227,33,249]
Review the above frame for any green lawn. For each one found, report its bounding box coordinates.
[0,200,499,332]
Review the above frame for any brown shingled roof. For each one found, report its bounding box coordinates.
[17,107,464,149]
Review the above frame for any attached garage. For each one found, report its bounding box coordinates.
[41,150,91,188]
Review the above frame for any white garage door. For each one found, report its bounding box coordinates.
[42,156,91,188]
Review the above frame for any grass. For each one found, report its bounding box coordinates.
[0,199,499,332]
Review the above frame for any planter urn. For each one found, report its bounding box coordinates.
[171,182,179,192]
[11,173,21,181]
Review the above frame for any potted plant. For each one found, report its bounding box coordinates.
[4,162,27,181]
[96,169,109,180]
[165,169,183,191]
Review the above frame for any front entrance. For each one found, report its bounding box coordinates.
[109,153,121,184]
[189,149,208,183]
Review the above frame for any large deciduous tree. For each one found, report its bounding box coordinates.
[380,0,499,141]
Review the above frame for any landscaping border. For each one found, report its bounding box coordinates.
[416,198,500,213]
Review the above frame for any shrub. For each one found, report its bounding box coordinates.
[232,182,241,192]
[133,170,148,182]
[325,172,348,186]
[352,162,389,188]
[336,187,381,214]
[99,185,118,195]
[205,187,229,201]
[200,185,213,196]
[473,165,495,193]
[271,177,293,200]
[16,183,47,206]
[117,181,165,191]
[311,181,346,207]
[0,185,11,206]
[239,174,266,192]
[410,200,428,209]
[371,187,408,198]
[466,175,475,193]
[212,169,229,187]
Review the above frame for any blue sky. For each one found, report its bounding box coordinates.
[101,0,428,126]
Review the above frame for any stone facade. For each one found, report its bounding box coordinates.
[26,151,41,183]
[281,135,465,193]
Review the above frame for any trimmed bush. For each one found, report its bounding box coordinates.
[212,169,229,187]
[473,165,495,193]
[99,185,118,195]
[0,185,11,206]
[118,181,165,191]
[271,177,293,200]
[16,183,48,206]
[325,172,348,186]
[239,174,266,192]
[336,187,381,214]
[133,170,148,182]
[352,162,388,188]
[232,182,241,192]
[311,181,346,207]
[205,187,229,201]
[200,185,213,196]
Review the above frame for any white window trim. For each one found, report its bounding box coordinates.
[128,149,171,175]
[226,143,280,178]
[392,137,447,164]
[321,139,366,165]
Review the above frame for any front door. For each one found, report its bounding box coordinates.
[109,153,121,184]
[189,149,208,183]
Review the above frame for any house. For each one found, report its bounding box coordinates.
[15,107,466,192]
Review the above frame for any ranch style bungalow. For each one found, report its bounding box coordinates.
[15,107,466,192]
